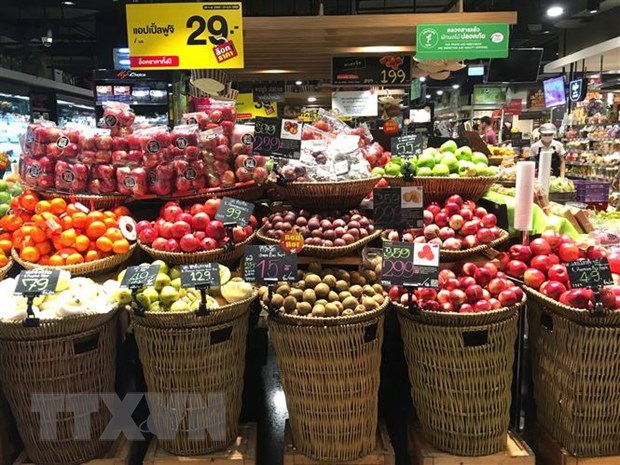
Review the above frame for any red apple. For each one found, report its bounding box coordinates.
[586,245,607,260]
[438,227,456,241]
[205,220,226,240]
[191,212,210,231]
[232,226,248,243]
[136,220,152,234]
[461,262,478,277]
[509,244,533,263]
[440,302,454,312]
[474,300,492,312]
[498,288,519,307]
[474,206,488,219]
[506,260,528,279]
[450,289,467,306]
[560,288,592,309]
[416,288,437,302]
[482,263,498,278]
[541,230,561,250]
[488,278,507,296]
[540,281,567,301]
[437,290,452,304]
[200,237,218,250]
[172,221,192,239]
[444,202,460,216]
[496,252,510,271]
[530,255,552,274]
[481,214,497,228]
[152,237,168,251]
[489,298,501,309]
[458,303,474,313]
[439,269,456,284]
[424,224,440,240]
[459,276,476,289]
[531,238,552,256]
[558,243,580,262]
[462,235,479,249]
[165,238,180,252]
[443,237,462,250]
[548,264,568,283]
[476,227,494,244]
[423,210,434,225]
[474,267,493,286]
[434,212,449,228]
[460,208,474,221]
[466,284,484,304]
[449,215,464,231]
[138,228,157,245]
[446,194,464,206]
[548,254,561,266]
[461,220,480,236]
[163,204,183,222]
[523,268,546,289]
[159,221,174,239]
[444,278,460,291]
[427,204,441,217]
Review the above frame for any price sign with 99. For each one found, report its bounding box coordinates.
[180,263,220,289]
[121,265,160,289]
[15,269,61,296]
[566,258,613,290]
[215,197,254,227]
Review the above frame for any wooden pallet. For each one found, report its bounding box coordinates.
[408,425,534,465]
[13,436,133,465]
[534,424,620,465]
[283,421,395,465]
[142,423,256,465]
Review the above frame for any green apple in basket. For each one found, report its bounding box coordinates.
[372,167,385,176]
[391,156,404,166]
[455,146,473,161]
[417,152,436,170]
[472,152,489,165]
[417,166,433,177]
[458,160,476,177]
[473,163,490,176]
[432,164,450,177]
[384,162,402,176]
[440,139,458,153]
[441,154,459,174]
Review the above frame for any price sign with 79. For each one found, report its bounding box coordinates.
[15,269,60,296]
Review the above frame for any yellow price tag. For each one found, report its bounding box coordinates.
[126,2,244,70]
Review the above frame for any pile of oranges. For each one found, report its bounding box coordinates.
[0,191,133,266]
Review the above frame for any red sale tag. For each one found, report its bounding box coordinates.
[213,40,239,63]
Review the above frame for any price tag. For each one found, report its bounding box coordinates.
[15,269,61,296]
[374,187,424,229]
[120,265,160,289]
[180,263,220,289]
[252,117,302,159]
[381,241,439,288]
[215,197,254,227]
[391,134,424,158]
[332,56,411,86]
[244,245,297,283]
[566,259,613,290]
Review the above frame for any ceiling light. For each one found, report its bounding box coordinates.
[62,1,76,5]
[117,47,130,54]
[425,94,431,99]
[419,76,426,82]
[255,69,295,74]
[119,59,130,66]
[587,0,600,13]
[452,84,460,89]
[436,90,444,95]
[307,96,317,103]
[295,80,303,85]
[546,5,564,17]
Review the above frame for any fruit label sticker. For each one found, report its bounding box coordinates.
[146,140,161,153]
[103,114,118,128]
[123,176,137,188]
[244,245,297,283]
[180,263,220,289]
[15,269,61,296]
[253,117,302,159]
[56,135,70,150]
[566,259,613,290]
[120,265,160,290]
[391,134,424,158]
[334,159,349,176]
[175,137,188,149]
[215,197,254,227]
[242,157,257,170]
[61,170,75,183]
[381,241,439,288]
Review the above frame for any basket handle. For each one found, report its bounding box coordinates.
[210,325,233,345]
[364,323,378,343]
[73,332,100,355]
[462,329,488,347]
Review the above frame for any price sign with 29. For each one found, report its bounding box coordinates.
[15,269,61,296]
[180,263,220,289]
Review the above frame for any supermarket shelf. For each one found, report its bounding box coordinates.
[0,67,91,98]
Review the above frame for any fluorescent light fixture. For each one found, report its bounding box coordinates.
[295,80,303,85]
[425,94,431,99]
[546,5,564,17]
[436,90,444,95]
[119,59,130,65]
[587,0,600,13]
[419,76,426,82]
[62,1,76,5]
[117,47,130,54]
[307,96,317,103]
[452,84,460,89]
[256,69,295,74]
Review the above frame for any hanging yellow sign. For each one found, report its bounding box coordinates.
[235,93,277,120]
[126,3,244,70]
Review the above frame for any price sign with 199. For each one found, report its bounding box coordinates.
[244,245,297,283]
[180,263,220,289]
[215,197,254,227]
[381,241,439,288]
[252,117,302,159]
[15,269,61,296]
[120,265,160,289]
[566,258,613,290]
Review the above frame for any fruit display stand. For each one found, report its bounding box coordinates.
[130,292,257,456]
[395,299,522,456]
[165,181,266,205]
[0,310,120,465]
[0,259,13,280]
[384,176,499,203]
[35,190,131,211]
[526,286,620,457]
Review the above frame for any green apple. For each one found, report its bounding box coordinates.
[417,166,433,177]
[391,156,404,166]
[485,166,499,177]
[0,204,9,217]
[0,180,8,192]
[474,163,489,176]
[423,147,439,157]
[455,146,473,161]
[171,300,190,312]
[136,292,151,309]
[458,160,475,177]
[171,278,181,291]
[113,288,132,305]
[450,173,460,178]
[9,185,22,197]
[169,266,181,281]
[117,269,126,284]
[384,162,402,176]
[417,153,435,169]
[441,154,459,173]
[148,301,161,312]
[472,152,489,165]
[432,164,450,177]
[371,167,385,176]
[154,273,171,291]
[0,192,10,204]
[160,285,179,306]
[440,140,458,153]
[143,287,160,303]
[152,260,169,276]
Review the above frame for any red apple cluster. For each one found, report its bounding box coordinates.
[183,104,237,133]
[101,102,135,136]
[498,230,620,310]
[137,198,257,253]
[387,195,502,251]
[389,262,524,313]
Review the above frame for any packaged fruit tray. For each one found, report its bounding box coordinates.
[138,232,255,265]
[0,258,13,281]
[256,227,381,258]
[383,176,498,203]
[12,244,137,277]
[35,189,130,210]
[267,176,381,209]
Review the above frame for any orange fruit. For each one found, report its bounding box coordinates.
[49,255,65,266]
[66,253,84,265]
[71,212,88,230]
[113,206,131,217]
[38,255,50,266]
[60,229,77,247]
[50,198,67,215]
[96,236,113,252]
[35,240,52,256]
[86,211,105,225]
[65,204,80,216]
[20,193,39,212]
[112,239,130,254]
[10,197,20,211]
[2,214,23,232]
[75,235,90,252]
[30,227,46,243]
[103,217,118,229]
[103,211,117,219]
[85,250,101,262]
[0,239,11,254]
[20,246,40,263]
[86,221,106,240]
[105,228,123,242]
[34,200,52,214]
[51,236,63,251]
[60,215,74,230]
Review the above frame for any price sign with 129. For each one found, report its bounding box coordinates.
[180,263,220,289]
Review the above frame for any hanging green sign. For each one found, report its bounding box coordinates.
[410,78,422,101]
[416,23,509,60]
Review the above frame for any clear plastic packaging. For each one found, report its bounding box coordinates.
[116,166,148,196]
[170,124,201,160]
[20,156,55,189]
[89,164,117,194]
[100,101,135,136]
[148,163,174,196]
[54,159,89,192]
[231,124,254,155]
[134,126,171,168]
[173,159,206,192]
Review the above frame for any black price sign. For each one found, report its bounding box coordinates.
[15,269,61,296]
[253,117,301,159]
[566,259,613,290]
[374,187,424,229]
[180,263,220,289]
[120,265,160,289]
[215,197,254,227]
[332,56,411,86]
[244,245,297,283]
[381,242,439,288]
[391,134,424,157]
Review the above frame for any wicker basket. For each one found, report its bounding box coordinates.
[383,176,498,203]
[269,300,388,462]
[167,182,265,205]
[12,244,137,277]
[257,227,381,258]
[267,176,381,209]
[526,286,620,456]
[138,233,255,265]
[0,310,119,465]
[0,259,13,280]
[395,300,521,456]
[130,293,257,456]
[35,189,130,210]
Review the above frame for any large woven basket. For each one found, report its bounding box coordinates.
[130,293,257,456]
[395,300,521,456]
[257,227,381,258]
[384,176,498,203]
[526,287,620,456]
[0,259,13,280]
[269,300,388,461]
[138,233,255,265]
[35,189,130,210]
[167,181,265,205]
[0,310,119,465]
[12,244,137,277]
[267,176,381,209]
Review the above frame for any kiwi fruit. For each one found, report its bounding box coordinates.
[294,280,306,290]
[321,268,335,278]
[316,299,328,306]
[327,291,339,302]
[315,283,330,298]
[335,269,351,282]
[308,262,322,274]
[283,296,298,313]
[289,288,304,300]
[363,270,377,283]
[362,285,376,297]
[342,309,354,316]
[373,294,385,305]
[351,272,367,286]
[372,284,384,294]
[311,304,326,317]
[375,263,382,275]
[354,304,366,314]
[276,285,290,297]
[322,274,337,288]
[303,289,317,305]
[297,302,312,316]
[338,291,352,300]
[335,280,349,293]
[362,295,379,310]
[325,302,340,317]
[342,296,359,310]
[271,294,284,308]
[349,285,363,298]
[305,274,321,288]
[334,301,344,312]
